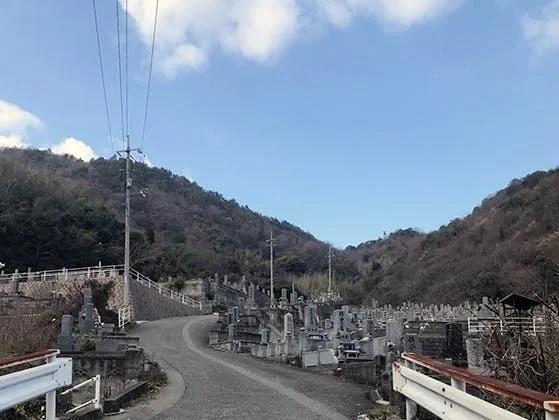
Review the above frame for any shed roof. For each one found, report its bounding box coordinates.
[499,293,541,311]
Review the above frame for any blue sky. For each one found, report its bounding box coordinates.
[1,0,559,248]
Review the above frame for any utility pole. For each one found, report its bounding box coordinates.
[124,135,131,307]
[265,231,277,307]
[119,134,143,307]
[327,246,334,296]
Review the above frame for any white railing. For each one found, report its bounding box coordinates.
[468,316,547,335]
[0,264,204,311]
[0,265,121,284]
[60,375,101,414]
[118,306,131,329]
[394,352,559,420]
[0,349,73,420]
[128,267,203,311]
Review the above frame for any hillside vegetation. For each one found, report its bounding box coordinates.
[0,149,328,284]
[346,170,559,304]
[1,148,559,305]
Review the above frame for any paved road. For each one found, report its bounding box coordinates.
[118,316,375,420]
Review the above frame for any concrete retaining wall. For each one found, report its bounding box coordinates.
[129,280,201,320]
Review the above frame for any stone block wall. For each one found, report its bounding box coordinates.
[0,277,125,311]
[0,272,205,321]
[340,358,385,386]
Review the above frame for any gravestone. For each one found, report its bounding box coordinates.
[261,328,270,344]
[232,306,239,323]
[304,305,319,334]
[404,333,422,353]
[290,290,297,305]
[228,324,237,340]
[466,338,488,374]
[10,276,19,295]
[444,322,465,360]
[78,288,98,335]
[57,314,74,351]
[284,313,294,338]
[248,283,255,308]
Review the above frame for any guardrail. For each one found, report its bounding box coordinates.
[393,352,559,420]
[468,316,546,335]
[129,267,203,310]
[118,306,131,328]
[0,265,120,283]
[0,264,204,311]
[60,375,101,414]
[0,349,73,420]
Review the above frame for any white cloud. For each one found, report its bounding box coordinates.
[124,0,459,78]
[0,134,29,149]
[0,99,43,149]
[318,0,462,29]
[50,137,98,161]
[160,43,208,78]
[522,0,559,54]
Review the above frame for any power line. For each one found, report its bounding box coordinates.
[141,0,159,151]
[92,0,114,154]
[125,0,129,137]
[115,0,125,149]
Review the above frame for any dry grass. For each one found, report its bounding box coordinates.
[0,291,82,357]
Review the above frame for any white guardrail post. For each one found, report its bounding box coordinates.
[403,359,417,420]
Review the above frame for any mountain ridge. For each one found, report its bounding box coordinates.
[2,148,559,305]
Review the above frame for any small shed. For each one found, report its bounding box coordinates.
[499,293,541,318]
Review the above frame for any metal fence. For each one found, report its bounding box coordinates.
[467,316,547,335]
[60,375,101,414]
[394,352,559,420]
[118,306,131,328]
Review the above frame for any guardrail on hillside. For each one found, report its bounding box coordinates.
[394,352,559,420]
[0,349,73,420]
[0,264,204,311]
[60,374,101,414]
[468,316,546,335]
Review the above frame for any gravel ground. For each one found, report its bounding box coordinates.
[108,315,376,420]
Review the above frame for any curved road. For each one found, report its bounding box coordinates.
[119,316,375,419]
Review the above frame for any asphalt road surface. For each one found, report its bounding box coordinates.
[116,315,375,420]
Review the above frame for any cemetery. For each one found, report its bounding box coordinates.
[209,273,555,415]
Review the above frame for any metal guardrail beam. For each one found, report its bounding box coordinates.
[396,353,559,420]
[393,362,525,420]
[0,352,72,419]
[0,349,60,370]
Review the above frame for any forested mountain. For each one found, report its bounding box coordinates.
[345,170,559,304]
[2,148,559,305]
[0,149,329,284]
